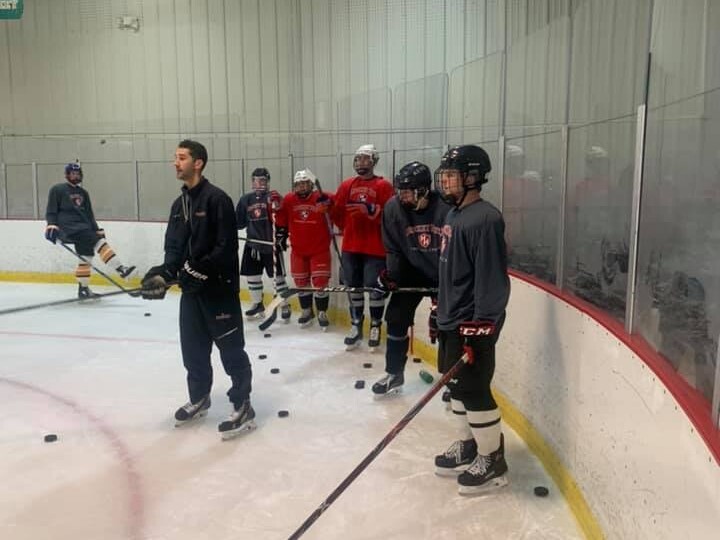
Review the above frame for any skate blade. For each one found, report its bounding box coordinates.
[435,465,470,478]
[372,387,403,400]
[245,313,265,321]
[369,346,380,354]
[345,342,361,352]
[220,420,257,441]
[320,326,328,332]
[174,409,209,428]
[457,475,509,496]
[299,320,315,328]
[282,318,291,324]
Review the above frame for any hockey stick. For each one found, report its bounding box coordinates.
[287,351,471,540]
[238,235,275,247]
[257,286,436,331]
[0,286,145,316]
[59,242,131,293]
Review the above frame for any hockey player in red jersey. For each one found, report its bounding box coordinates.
[331,144,394,351]
[275,169,334,330]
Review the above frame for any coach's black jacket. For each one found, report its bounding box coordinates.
[162,177,240,294]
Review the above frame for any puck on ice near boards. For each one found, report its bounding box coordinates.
[263,333,272,338]
[144,312,151,317]
[277,410,289,418]
[354,380,365,389]
[258,354,267,360]
[534,486,549,497]
[412,357,422,363]
[44,434,58,443]
[270,368,280,374]
[362,362,372,369]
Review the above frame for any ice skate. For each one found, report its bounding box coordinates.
[280,304,292,324]
[77,285,100,301]
[218,400,257,440]
[317,311,329,331]
[371,372,404,399]
[298,308,315,328]
[116,265,136,279]
[244,303,265,320]
[442,388,452,410]
[457,435,508,495]
[344,320,363,351]
[434,438,477,477]
[368,320,382,352]
[174,395,211,427]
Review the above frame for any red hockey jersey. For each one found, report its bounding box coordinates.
[275,191,334,257]
[331,175,394,258]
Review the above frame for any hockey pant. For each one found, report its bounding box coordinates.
[340,252,385,322]
[291,250,331,311]
[65,230,127,286]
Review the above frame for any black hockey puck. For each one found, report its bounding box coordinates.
[258,354,267,360]
[44,434,58,443]
[412,357,422,363]
[354,380,365,389]
[277,410,289,418]
[270,368,280,374]
[264,333,272,338]
[362,362,372,369]
[534,486,549,497]
[144,312,151,317]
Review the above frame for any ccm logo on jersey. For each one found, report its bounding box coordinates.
[459,322,496,336]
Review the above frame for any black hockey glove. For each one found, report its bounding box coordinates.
[375,269,397,295]
[428,297,438,344]
[44,225,60,244]
[316,194,332,214]
[141,265,174,300]
[96,229,106,239]
[275,226,288,252]
[458,320,496,337]
[179,260,210,294]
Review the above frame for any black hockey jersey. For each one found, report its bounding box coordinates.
[381,191,451,286]
[45,182,99,236]
[236,191,273,254]
[437,198,510,329]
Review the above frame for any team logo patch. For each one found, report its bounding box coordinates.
[358,193,367,202]
[70,194,84,207]
[253,208,262,218]
[300,210,310,220]
[418,233,431,248]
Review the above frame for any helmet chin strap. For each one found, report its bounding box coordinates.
[413,191,430,211]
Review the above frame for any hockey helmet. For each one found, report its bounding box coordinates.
[64,162,83,184]
[353,144,379,176]
[434,145,491,206]
[251,167,270,192]
[293,168,316,199]
[394,161,432,210]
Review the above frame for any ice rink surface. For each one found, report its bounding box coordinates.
[0,283,583,540]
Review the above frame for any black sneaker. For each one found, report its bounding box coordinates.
[457,434,508,495]
[434,438,477,476]
[117,265,136,279]
[218,400,257,440]
[174,395,211,427]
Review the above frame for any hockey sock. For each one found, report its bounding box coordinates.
[247,275,263,305]
[451,399,473,440]
[75,261,91,286]
[386,322,409,373]
[298,293,313,310]
[94,240,124,270]
[349,292,364,322]
[314,293,329,312]
[466,408,502,455]
[274,274,289,300]
[368,291,385,322]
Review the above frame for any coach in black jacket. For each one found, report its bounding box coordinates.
[141,140,255,437]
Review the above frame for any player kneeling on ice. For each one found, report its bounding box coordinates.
[274,168,334,330]
[44,163,136,299]
[372,162,451,398]
[433,145,510,494]
[140,140,255,440]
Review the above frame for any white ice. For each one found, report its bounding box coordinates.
[0,283,583,540]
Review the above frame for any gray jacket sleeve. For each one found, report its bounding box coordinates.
[471,215,510,322]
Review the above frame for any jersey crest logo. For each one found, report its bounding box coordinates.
[357,193,367,202]
[253,208,262,218]
[300,209,310,220]
[418,233,431,248]
[70,194,84,207]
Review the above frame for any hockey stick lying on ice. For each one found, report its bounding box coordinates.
[258,286,437,331]
[238,235,275,246]
[287,350,471,539]
[59,242,132,293]
[0,286,144,316]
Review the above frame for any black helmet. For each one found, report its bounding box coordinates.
[435,145,491,206]
[394,161,431,191]
[436,145,491,182]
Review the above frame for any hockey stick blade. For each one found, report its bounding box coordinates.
[0,286,144,316]
[257,290,297,331]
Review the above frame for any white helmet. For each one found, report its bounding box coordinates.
[293,168,316,198]
[354,144,379,164]
[293,168,317,184]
